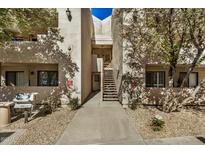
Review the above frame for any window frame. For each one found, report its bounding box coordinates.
[178,72,198,88]
[145,71,166,88]
[5,71,24,86]
[37,71,58,87]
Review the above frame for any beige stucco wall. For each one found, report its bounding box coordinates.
[58,8,93,104]
[111,9,124,103]
[0,40,71,102]
[58,8,82,103]
[81,8,93,103]
[0,8,103,104]
[92,16,112,45]
[146,64,205,87]
[0,86,58,103]
[0,8,93,104]
[1,63,58,86]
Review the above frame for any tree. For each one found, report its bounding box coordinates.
[180,9,205,87]
[113,9,159,107]
[117,8,205,112]
[145,9,188,87]
[0,8,57,44]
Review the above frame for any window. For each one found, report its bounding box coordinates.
[6,71,24,86]
[146,71,165,88]
[178,72,198,87]
[94,74,100,82]
[38,71,58,86]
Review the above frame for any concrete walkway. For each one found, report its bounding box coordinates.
[145,136,205,145]
[56,92,145,144]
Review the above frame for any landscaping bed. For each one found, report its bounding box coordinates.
[2,107,76,145]
[127,107,205,139]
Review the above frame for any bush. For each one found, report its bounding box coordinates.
[129,99,138,110]
[69,97,79,110]
[129,91,142,110]
[151,115,165,131]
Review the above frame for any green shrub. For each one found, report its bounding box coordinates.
[69,97,79,110]
[151,115,165,131]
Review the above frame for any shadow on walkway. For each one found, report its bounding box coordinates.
[56,92,144,145]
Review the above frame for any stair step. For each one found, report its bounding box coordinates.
[104,89,117,92]
[103,92,117,94]
[104,87,116,89]
[103,69,118,102]
[104,84,115,86]
[103,95,118,98]
[103,98,119,101]
[104,81,114,83]
[104,84,115,85]
[104,89,117,91]
[104,81,114,82]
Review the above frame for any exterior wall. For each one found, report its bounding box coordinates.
[0,8,93,104]
[0,8,86,103]
[92,16,112,45]
[58,8,82,103]
[111,9,124,103]
[146,64,205,88]
[0,86,57,103]
[1,63,58,86]
[0,41,67,102]
[81,8,93,103]
[175,66,205,85]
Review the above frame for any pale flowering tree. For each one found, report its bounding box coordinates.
[37,28,79,111]
[114,9,158,109]
[115,8,205,112]
[180,9,205,87]
[0,8,57,44]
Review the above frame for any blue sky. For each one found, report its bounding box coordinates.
[91,8,112,20]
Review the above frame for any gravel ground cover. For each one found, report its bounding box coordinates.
[3,107,76,145]
[127,107,205,139]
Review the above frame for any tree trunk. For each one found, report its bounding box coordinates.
[168,64,176,87]
[180,48,203,87]
[180,66,193,87]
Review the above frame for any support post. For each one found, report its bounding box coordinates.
[101,59,104,102]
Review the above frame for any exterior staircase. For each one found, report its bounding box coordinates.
[103,63,119,101]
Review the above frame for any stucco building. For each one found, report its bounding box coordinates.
[1,8,205,107]
[0,8,117,105]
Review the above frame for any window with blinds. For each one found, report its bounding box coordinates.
[146,71,165,88]
[6,71,25,86]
